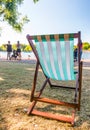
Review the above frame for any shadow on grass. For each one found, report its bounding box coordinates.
[0,61,90,129]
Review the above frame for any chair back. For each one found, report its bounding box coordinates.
[27,32,81,81]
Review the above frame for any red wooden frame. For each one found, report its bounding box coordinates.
[26,31,83,125]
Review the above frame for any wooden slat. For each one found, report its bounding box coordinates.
[33,97,78,109]
[31,109,74,124]
[30,32,80,40]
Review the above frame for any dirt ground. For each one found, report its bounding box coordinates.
[0,60,90,130]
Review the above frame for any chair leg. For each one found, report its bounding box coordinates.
[74,61,83,110]
[28,78,49,115]
[30,61,39,102]
[78,61,83,110]
[28,101,77,125]
[71,109,76,126]
[74,74,79,103]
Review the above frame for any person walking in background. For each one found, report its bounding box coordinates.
[16,41,21,60]
[5,41,12,60]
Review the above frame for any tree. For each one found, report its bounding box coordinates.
[83,42,90,50]
[0,0,39,32]
[24,45,32,52]
[0,44,6,51]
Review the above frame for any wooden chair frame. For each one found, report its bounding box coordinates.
[26,31,83,125]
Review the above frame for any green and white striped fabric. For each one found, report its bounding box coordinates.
[34,34,75,80]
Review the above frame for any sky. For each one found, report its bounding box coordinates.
[0,0,90,45]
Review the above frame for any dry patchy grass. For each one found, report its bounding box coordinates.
[0,61,90,130]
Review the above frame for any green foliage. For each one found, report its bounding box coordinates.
[88,48,90,51]
[0,0,38,32]
[12,44,17,50]
[21,44,26,51]
[74,45,77,50]
[1,41,90,52]
[82,42,90,50]
[24,45,32,51]
[33,0,39,3]
[0,44,6,51]
[74,42,90,51]
[0,43,32,52]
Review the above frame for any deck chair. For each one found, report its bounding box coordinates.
[26,31,83,125]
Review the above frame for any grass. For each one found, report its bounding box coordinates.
[0,61,90,130]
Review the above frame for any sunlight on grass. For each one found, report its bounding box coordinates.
[7,88,31,95]
[0,77,4,81]
[0,61,90,130]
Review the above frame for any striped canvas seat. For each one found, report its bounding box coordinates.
[34,34,75,80]
[26,32,83,125]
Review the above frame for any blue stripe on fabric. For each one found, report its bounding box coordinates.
[35,42,50,77]
[51,41,61,80]
[60,39,68,80]
[47,42,58,79]
[56,41,65,80]
[43,41,55,79]
[39,42,52,77]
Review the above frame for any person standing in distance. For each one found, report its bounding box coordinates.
[6,41,12,60]
[16,41,21,60]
